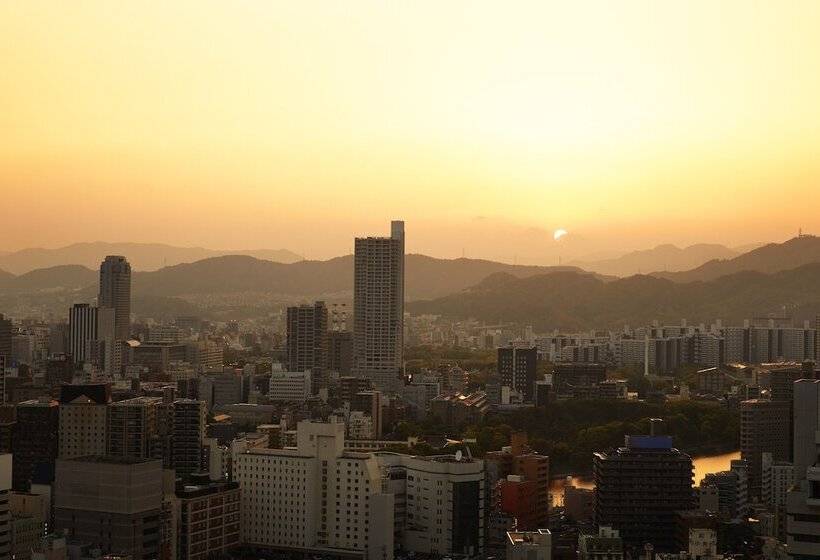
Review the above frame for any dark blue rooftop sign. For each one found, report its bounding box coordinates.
[626,435,673,450]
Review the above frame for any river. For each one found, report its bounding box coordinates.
[550,450,741,506]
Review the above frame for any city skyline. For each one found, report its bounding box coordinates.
[4,2,820,262]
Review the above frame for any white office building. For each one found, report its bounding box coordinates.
[233,420,394,560]
[268,370,312,402]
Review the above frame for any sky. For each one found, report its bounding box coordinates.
[2,1,820,264]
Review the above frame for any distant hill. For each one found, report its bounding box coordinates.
[0,242,303,274]
[0,253,598,302]
[132,254,598,301]
[0,269,13,283]
[0,265,97,293]
[407,264,820,330]
[653,236,820,283]
[569,243,739,277]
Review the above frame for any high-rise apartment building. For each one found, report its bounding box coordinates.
[497,346,538,402]
[68,304,116,373]
[107,397,160,460]
[168,399,206,478]
[98,256,131,341]
[0,315,11,365]
[12,398,59,492]
[740,399,790,500]
[326,331,353,375]
[68,304,96,364]
[58,384,111,459]
[593,431,694,552]
[787,379,820,559]
[353,220,405,393]
[0,454,11,560]
[793,380,820,481]
[286,301,328,393]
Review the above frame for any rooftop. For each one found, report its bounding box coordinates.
[62,455,160,465]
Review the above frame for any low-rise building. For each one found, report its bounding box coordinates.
[268,370,312,402]
[506,530,551,560]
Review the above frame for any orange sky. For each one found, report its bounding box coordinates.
[2,1,820,263]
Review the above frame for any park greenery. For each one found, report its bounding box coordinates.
[394,398,739,475]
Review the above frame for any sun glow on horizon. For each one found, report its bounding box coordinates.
[2,1,820,260]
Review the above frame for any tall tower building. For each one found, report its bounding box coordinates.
[169,399,206,478]
[68,304,97,364]
[286,301,328,393]
[98,255,131,340]
[593,427,694,553]
[68,304,116,373]
[787,379,820,558]
[13,398,59,491]
[740,399,790,500]
[353,220,405,392]
[0,315,11,363]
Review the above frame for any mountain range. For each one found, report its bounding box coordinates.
[0,242,303,274]
[407,263,820,330]
[568,243,741,277]
[1,236,819,323]
[0,254,594,302]
[651,236,820,283]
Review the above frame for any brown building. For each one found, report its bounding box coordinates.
[107,397,161,460]
[326,330,353,376]
[175,476,240,560]
[13,398,59,491]
[338,376,372,404]
[54,456,162,560]
[485,433,550,530]
[430,391,490,427]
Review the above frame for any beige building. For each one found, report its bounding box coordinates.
[378,452,484,557]
[233,419,394,560]
[58,384,111,459]
[353,221,405,393]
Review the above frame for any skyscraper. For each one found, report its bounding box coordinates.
[740,399,790,500]
[98,255,131,340]
[787,379,820,558]
[68,304,116,373]
[593,426,694,552]
[353,220,405,392]
[286,301,328,393]
[68,303,97,364]
[0,315,11,364]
